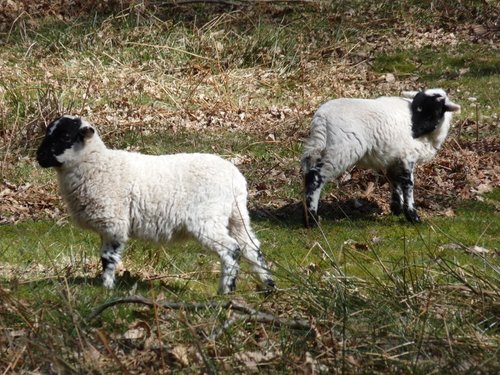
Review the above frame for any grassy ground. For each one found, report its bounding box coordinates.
[1,1,499,373]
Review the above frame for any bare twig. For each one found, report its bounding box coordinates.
[208,314,245,340]
[179,310,217,375]
[95,330,132,375]
[87,295,312,331]
[124,41,215,61]
[2,344,26,375]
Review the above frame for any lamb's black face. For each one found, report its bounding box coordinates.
[412,92,446,120]
[36,116,88,168]
[410,92,454,138]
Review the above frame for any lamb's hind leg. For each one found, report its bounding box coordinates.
[229,211,275,293]
[388,163,420,223]
[387,166,404,216]
[195,224,243,294]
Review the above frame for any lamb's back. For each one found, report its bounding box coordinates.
[126,152,245,241]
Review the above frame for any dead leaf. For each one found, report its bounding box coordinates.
[122,320,151,343]
[363,181,375,197]
[304,352,316,375]
[472,183,493,195]
[235,350,281,373]
[8,329,27,338]
[83,343,102,362]
[123,327,146,340]
[443,208,455,217]
[466,246,491,255]
[471,24,487,36]
[344,239,370,251]
[144,335,163,350]
[385,73,396,82]
[230,154,250,166]
[170,344,190,367]
[459,68,470,76]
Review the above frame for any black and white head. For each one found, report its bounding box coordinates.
[36,116,96,168]
[402,89,461,138]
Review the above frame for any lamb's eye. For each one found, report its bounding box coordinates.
[417,106,422,112]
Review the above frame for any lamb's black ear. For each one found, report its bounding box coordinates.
[79,126,95,141]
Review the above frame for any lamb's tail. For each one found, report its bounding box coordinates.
[301,114,328,174]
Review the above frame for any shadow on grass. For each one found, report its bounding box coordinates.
[13,273,150,292]
[68,272,190,295]
[252,198,390,228]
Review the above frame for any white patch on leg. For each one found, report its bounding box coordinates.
[217,250,240,294]
[102,273,115,289]
[308,187,322,213]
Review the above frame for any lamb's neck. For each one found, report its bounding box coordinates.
[57,144,109,188]
[431,115,452,150]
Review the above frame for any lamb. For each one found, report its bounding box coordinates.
[301,88,461,227]
[36,115,275,294]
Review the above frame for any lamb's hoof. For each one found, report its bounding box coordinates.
[102,276,115,289]
[404,210,421,224]
[390,202,403,216]
[304,211,320,228]
[259,279,276,297]
[218,280,237,295]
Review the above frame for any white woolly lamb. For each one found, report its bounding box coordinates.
[36,116,275,294]
[301,88,460,227]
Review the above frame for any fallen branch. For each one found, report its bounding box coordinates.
[87,295,312,332]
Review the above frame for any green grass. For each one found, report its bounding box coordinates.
[1,193,498,372]
[258,193,499,280]
[373,43,500,122]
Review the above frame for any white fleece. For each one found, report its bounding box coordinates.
[302,96,453,176]
[50,125,273,293]
[301,89,459,225]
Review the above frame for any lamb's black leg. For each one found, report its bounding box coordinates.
[387,167,404,216]
[388,164,420,223]
[401,168,421,223]
[303,162,325,227]
[101,238,125,288]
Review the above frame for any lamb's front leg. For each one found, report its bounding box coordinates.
[388,163,420,223]
[303,162,327,227]
[100,238,125,289]
[401,168,421,223]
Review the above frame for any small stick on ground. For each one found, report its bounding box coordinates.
[87,295,312,332]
